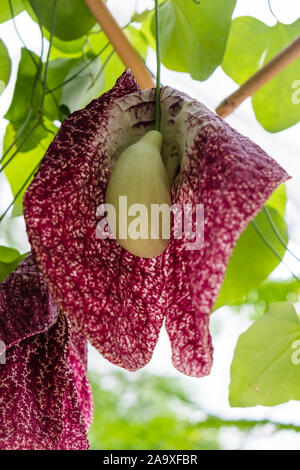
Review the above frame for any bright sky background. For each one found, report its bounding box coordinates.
[0,0,300,450]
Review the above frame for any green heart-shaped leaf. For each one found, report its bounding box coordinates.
[149,0,236,80]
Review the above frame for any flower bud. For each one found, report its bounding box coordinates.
[105,130,171,258]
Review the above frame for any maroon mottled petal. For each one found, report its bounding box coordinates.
[161,87,289,377]
[24,71,169,371]
[0,254,58,350]
[0,314,89,450]
[24,71,289,377]
[0,257,90,449]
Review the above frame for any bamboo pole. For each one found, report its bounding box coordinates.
[84,0,155,89]
[216,35,300,118]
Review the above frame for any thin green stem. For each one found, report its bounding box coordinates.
[2,0,45,170]
[47,42,110,94]
[32,0,63,119]
[7,0,43,127]
[8,0,38,68]
[40,122,56,135]
[154,0,161,131]
[8,0,54,113]
[0,110,33,164]
[0,160,41,222]
[88,49,115,89]
[30,1,45,59]
[251,220,300,282]
[29,0,45,107]
[47,22,131,96]
[268,0,278,21]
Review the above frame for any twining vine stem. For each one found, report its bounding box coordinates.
[263,206,300,264]
[216,34,300,118]
[154,0,161,131]
[82,1,300,279]
[84,0,300,119]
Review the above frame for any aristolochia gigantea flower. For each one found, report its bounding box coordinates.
[0,255,93,450]
[24,70,289,378]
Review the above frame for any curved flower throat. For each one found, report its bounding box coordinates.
[105,130,171,258]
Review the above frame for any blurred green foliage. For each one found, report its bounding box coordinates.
[230,303,300,407]
[88,371,220,450]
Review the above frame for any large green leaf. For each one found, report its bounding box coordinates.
[222,17,300,132]
[0,245,26,282]
[215,185,288,308]
[89,370,300,449]
[4,48,47,152]
[25,0,96,41]
[0,0,25,24]
[266,181,286,217]
[5,49,42,124]
[230,302,300,407]
[230,278,300,321]
[3,123,55,216]
[147,0,236,80]
[0,39,11,95]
